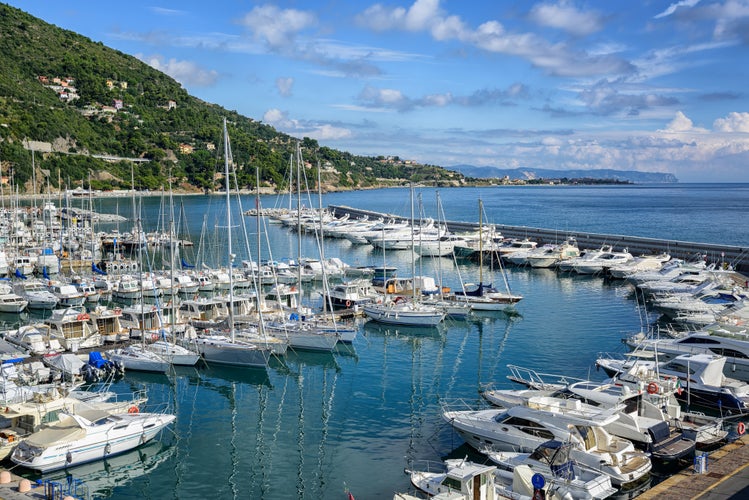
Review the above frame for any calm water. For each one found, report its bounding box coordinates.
[11,184,749,499]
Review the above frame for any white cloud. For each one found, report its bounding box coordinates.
[138,54,218,87]
[654,0,702,19]
[276,77,294,97]
[529,1,604,36]
[714,112,749,132]
[262,108,352,141]
[238,5,317,49]
[357,0,632,77]
[150,7,186,16]
[661,111,709,132]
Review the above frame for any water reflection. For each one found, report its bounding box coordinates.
[39,440,175,499]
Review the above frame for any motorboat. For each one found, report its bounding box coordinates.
[13,279,58,310]
[0,389,148,460]
[596,352,749,414]
[626,326,749,382]
[88,305,129,342]
[323,279,379,309]
[442,404,652,488]
[0,286,28,314]
[44,308,102,352]
[11,408,175,472]
[112,275,142,301]
[524,239,581,269]
[557,245,613,273]
[485,440,618,499]
[118,303,164,340]
[572,249,633,275]
[501,364,727,448]
[2,323,63,356]
[498,239,538,258]
[46,281,86,307]
[607,253,671,279]
[481,389,695,462]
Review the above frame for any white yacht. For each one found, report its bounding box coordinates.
[13,279,58,310]
[11,409,175,472]
[442,404,652,488]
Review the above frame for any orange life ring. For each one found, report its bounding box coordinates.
[76,313,90,321]
[738,422,746,435]
[345,300,352,308]
[647,382,659,394]
[128,406,139,414]
[113,307,122,315]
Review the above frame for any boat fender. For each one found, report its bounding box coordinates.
[140,433,147,445]
[66,451,73,463]
[647,382,659,395]
[739,422,746,435]
[105,443,111,454]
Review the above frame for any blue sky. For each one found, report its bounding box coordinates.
[10,0,749,182]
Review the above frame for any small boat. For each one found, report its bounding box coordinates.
[10,408,175,472]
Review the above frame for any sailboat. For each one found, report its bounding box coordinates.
[362,185,446,326]
[263,142,341,351]
[192,118,272,368]
[452,199,523,311]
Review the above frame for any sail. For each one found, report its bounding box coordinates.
[42,266,50,280]
[92,263,107,275]
[181,258,195,269]
[14,268,27,280]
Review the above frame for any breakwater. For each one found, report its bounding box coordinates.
[330,204,749,272]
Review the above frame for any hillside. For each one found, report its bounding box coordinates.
[0,3,464,194]
[451,165,678,183]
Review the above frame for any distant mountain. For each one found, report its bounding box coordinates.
[450,165,678,183]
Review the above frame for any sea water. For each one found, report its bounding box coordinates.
[9,184,749,499]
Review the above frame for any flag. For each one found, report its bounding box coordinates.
[348,493,355,500]
[676,379,683,395]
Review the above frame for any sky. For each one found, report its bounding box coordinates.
[8,0,749,182]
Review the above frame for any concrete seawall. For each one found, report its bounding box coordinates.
[329,204,749,273]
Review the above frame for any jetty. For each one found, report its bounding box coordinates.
[330,205,749,273]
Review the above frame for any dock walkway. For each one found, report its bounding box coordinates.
[639,434,749,499]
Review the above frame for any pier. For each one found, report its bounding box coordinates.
[329,205,749,273]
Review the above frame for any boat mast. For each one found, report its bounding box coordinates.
[479,198,483,286]
[296,141,302,316]
[223,117,235,342]
[410,183,416,303]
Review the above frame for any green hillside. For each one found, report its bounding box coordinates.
[0,3,464,193]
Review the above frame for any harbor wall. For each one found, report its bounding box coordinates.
[329,205,749,273]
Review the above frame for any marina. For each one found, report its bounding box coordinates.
[0,184,748,499]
